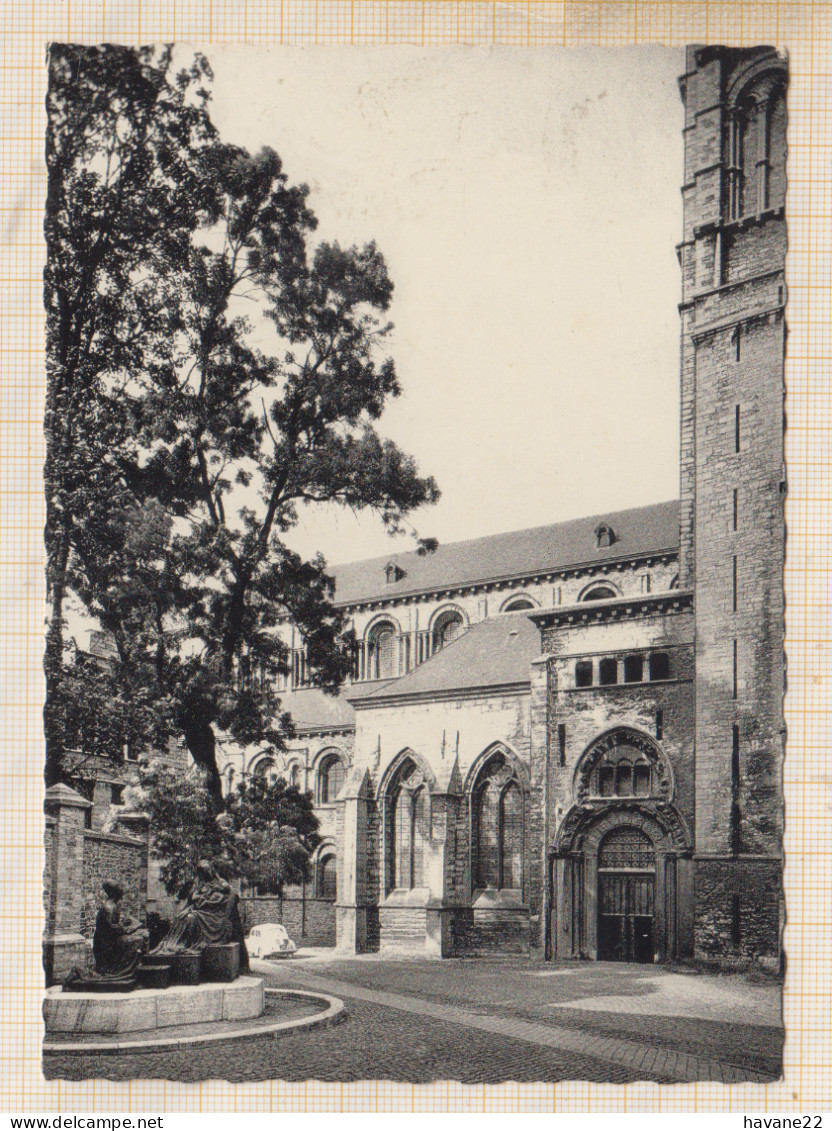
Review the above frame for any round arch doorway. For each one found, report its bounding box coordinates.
[597,826,655,963]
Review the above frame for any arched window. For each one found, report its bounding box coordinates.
[599,658,618,685]
[253,757,277,784]
[624,655,644,683]
[367,621,396,680]
[472,753,525,892]
[431,609,465,653]
[582,585,617,602]
[288,762,302,790]
[648,652,671,681]
[502,596,535,612]
[388,759,429,891]
[586,740,656,800]
[318,753,345,804]
[727,72,787,219]
[575,660,593,687]
[317,854,337,900]
[223,767,235,796]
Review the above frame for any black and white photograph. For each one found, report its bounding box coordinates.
[41,41,787,1086]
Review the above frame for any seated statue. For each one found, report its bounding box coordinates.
[150,859,234,957]
[64,880,148,988]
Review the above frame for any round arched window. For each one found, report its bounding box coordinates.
[367,622,397,680]
[318,753,345,804]
[502,597,535,612]
[431,609,464,652]
[582,585,617,602]
[253,757,277,783]
[317,854,337,900]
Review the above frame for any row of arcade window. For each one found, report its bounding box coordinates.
[575,652,671,688]
[244,751,345,805]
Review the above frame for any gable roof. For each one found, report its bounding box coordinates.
[331,499,679,606]
[354,612,541,704]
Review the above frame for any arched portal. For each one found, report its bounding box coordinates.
[596,827,656,963]
[551,798,692,964]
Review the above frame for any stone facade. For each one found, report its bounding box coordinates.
[210,47,785,968]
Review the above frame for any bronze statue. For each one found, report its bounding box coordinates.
[150,859,234,956]
[64,880,149,988]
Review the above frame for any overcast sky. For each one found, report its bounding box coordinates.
[207,46,686,567]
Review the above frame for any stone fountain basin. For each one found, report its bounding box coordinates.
[43,975,264,1034]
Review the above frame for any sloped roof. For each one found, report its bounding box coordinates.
[355,612,541,704]
[331,500,679,606]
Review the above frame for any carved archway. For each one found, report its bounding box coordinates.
[571,726,676,808]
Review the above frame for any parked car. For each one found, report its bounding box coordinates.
[246,923,297,958]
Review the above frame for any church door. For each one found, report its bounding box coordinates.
[596,827,655,963]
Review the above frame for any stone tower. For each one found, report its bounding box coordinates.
[678,46,787,961]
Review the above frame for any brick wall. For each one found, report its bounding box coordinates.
[81,829,147,936]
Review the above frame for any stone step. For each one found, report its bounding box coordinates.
[137,963,171,990]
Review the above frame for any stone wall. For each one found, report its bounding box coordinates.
[240,893,336,948]
[694,858,782,964]
[678,46,786,961]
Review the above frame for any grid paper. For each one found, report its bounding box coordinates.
[1,0,829,1114]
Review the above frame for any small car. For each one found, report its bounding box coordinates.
[246,922,297,958]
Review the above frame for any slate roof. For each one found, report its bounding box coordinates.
[275,685,391,732]
[331,500,679,606]
[354,612,541,704]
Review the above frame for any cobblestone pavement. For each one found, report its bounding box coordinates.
[43,955,783,1084]
[259,957,782,1084]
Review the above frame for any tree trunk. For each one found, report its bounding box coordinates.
[182,720,223,811]
[43,526,71,786]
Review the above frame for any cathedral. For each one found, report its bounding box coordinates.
[217,45,787,967]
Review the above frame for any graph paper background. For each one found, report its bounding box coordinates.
[1,0,829,1114]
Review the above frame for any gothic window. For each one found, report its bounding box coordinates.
[472,753,525,892]
[431,609,465,653]
[648,652,671,681]
[317,854,337,900]
[388,759,429,891]
[318,752,345,804]
[367,621,396,680]
[575,660,593,687]
[624,655,644,683]
[599,658,619,685]
[582,585,617,602]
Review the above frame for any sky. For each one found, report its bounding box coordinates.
[206,45,686,567]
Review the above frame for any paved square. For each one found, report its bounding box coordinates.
[44,953,783,1084]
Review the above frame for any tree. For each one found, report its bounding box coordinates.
[44,44,216,785]
[45,46,439,802]
[130,761,320,897]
